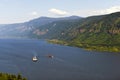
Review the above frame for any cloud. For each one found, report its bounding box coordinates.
[49,8,68,16]
[69,6,120,17]
[31,11,38,16]
[27,11,41,21]
[98,6,120,14]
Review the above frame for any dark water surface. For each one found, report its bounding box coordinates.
[0,39,120,80]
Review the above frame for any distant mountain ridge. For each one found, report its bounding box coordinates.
[31,12,120,52]
[32,12,120,39]
[0,12,120,52]
[0,16,82,38]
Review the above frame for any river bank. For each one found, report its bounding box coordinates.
[47,39,120,52]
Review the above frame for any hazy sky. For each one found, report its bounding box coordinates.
[0,0,120,24]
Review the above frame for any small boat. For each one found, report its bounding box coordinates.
[47,55,54,58]
[32,56,38,62]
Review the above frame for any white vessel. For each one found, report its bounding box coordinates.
[32,56,38,62]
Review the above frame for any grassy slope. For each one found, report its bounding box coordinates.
[0,73,27,80]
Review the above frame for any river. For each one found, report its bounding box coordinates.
[0,39,120,80]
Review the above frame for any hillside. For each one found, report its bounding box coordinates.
[33,12,120,52]
[0,73,26,80]
[0,12,120,52]
[0,16,81,38]
[69,12,120,52]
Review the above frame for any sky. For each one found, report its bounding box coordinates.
[0,0,120,24]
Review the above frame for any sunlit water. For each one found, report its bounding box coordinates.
[0,39,120,80]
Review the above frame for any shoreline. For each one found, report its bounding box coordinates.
[47,39,120,52]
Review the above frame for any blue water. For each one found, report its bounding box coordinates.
[0,39,120,80]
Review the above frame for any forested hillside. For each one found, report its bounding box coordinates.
[0,12,120,52]
[36,12,120,52]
